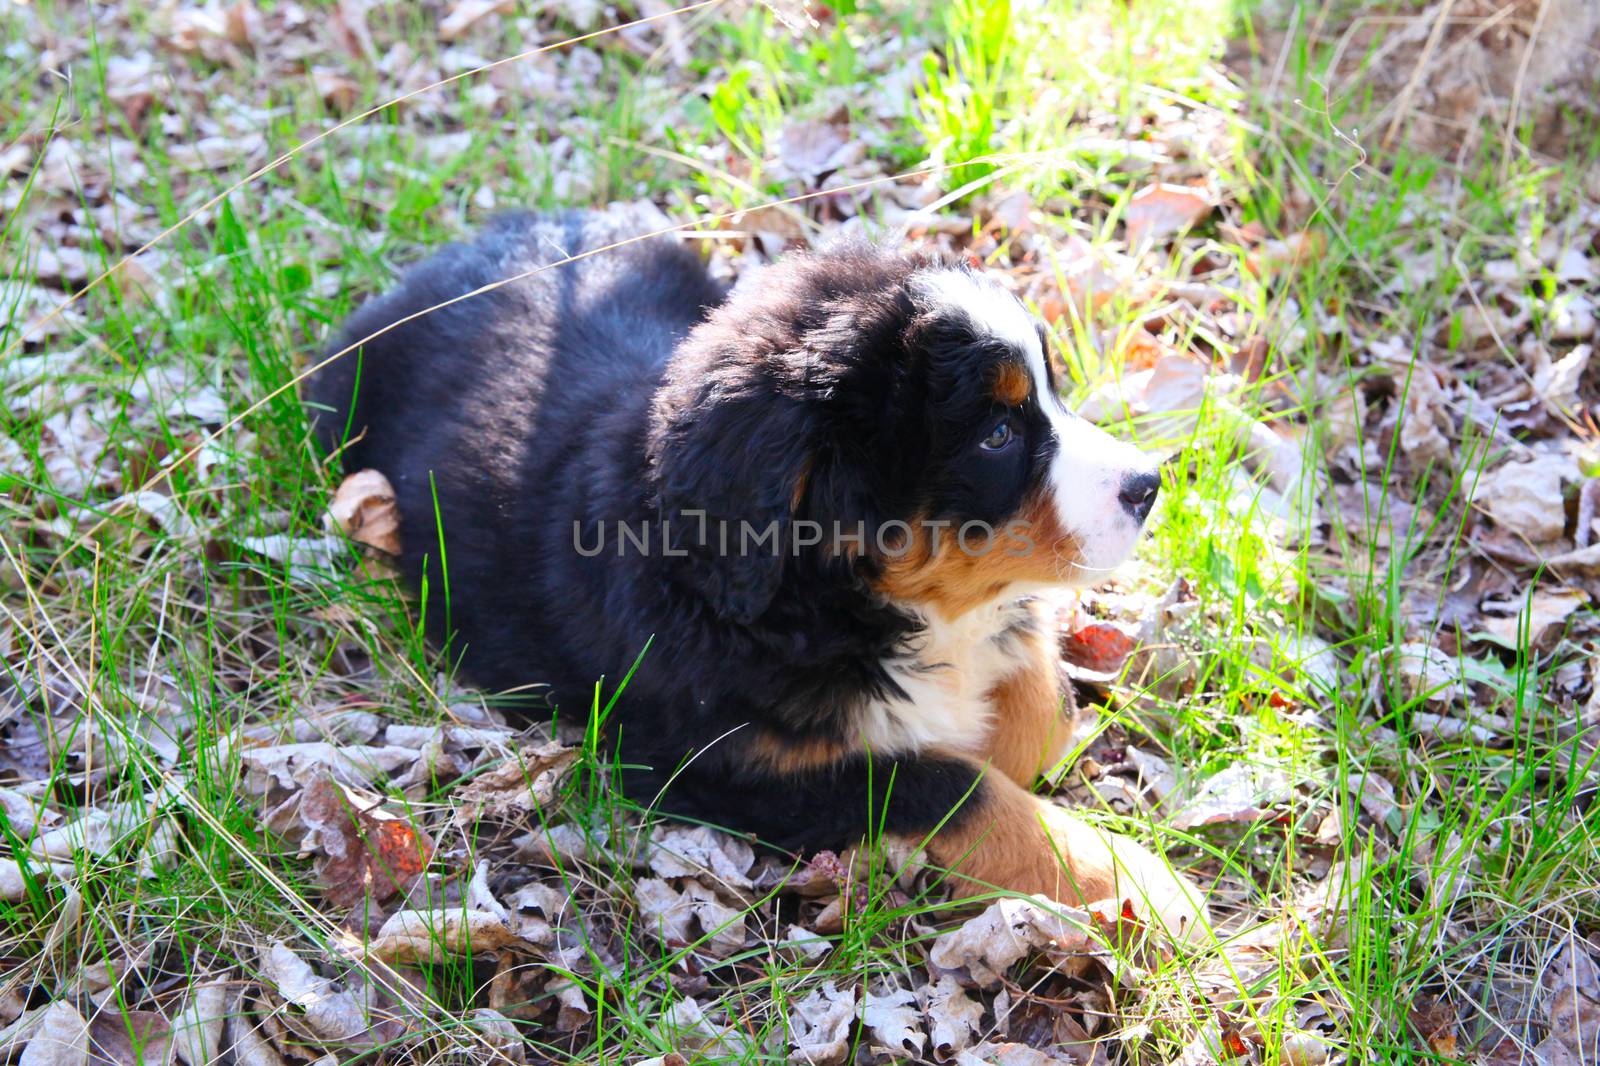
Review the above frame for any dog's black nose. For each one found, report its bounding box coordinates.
[1118,471,1160,523]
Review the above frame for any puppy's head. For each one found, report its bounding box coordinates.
[649,244,1159,624]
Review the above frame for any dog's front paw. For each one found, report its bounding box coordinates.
[1030,800,1209,940]
[931,780,1209,941]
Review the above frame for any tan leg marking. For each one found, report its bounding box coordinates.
[922,761,1208,938]
[982,618,1071,787]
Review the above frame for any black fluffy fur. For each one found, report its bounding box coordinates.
[309,210,1057,854]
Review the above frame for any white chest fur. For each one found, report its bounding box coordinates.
[857,599,1034,756]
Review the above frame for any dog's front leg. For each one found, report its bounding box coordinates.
[981,617,1073,787]
[678,741,1206,937]
[921,760,1207,939]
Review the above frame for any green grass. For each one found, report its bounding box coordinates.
[2,0,1597,1063]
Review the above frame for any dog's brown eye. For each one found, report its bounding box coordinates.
[980,420,1015,451]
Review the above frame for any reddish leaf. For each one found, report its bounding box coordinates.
[1060,622,1137,674]
[1408,995,1458,1059]
[1126,183,1212,245]
[300,775,434,907]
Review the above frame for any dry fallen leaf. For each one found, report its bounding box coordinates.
[920,974,985,1061]
[647,824,755,888]
[927,896,1097,989]
[87,1009,173,1066]
[503,880,570,947]
[656,998,746,1058]
[260,943,373,1045]
[862,981,924,1059]
[453,740,578,824]
[1473,588,1589,651]
[1126,183,1212,245]
[311,68,361,112]
[234,740,420,795]
[298,775,434,907]
[328,469,402,556]
[364,907,520,964]
[1170,764,1292,830]
[17,1001,90,1066]
[957,1041,1063,1065]
[1476,454,1573,543]
[775,117,860,183]
[235,534,347,580]
[786,981,855,1066]
[1540,943,1600,1061]
[171,980,229,1066]
[634,876,745,956]
[227,994,290,1066]
[634,877,695,947]
[468,1009,525,1063]
[0,859,77,903]
[438,0,513,40]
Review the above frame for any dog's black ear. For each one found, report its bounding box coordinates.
[650,389,815,625]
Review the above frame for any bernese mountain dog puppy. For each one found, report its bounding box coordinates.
[310,209,1206,936]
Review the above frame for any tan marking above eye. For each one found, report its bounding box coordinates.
[992,361,1030,407]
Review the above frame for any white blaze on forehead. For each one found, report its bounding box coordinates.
[911,268,1041,364]
[1001,282,1155,582]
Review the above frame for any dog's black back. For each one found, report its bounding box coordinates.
[312,210,726,695]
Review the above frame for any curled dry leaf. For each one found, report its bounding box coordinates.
[235,534,347,580]
[1473,588,1589,652]
[1170,764,1292,831]
[1125,183,1212,246]
[634,878,745,957]
[234,740,419,795]
[1349,769,1400,833]
[920,974,985,1061]
[171,980,228,1066]
[778,924,831,961]
[30,811,116,861]
[775,118,859,184]
[0,859,77,903]
[956,1042,1061,1066]
[1391,642,1468,705]
[786,981,856,1066]
[657,998,744,1058]
[364,905,520,965]
[928,896,1097,989]
[0,787,52,839]
[35,407,117,498]
[260,943,372,1045]
[228,995,289,1066]
[551,980,589,1032]
[328,469,402,556]
[646,824,755,888]
[467,1009,524,1064]
[453,740,579,825]
[504,880,570,947]
[1476,454,1573,543]
[634,877,695,947]
[311,68,360,112]
[862,981,925,1059]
